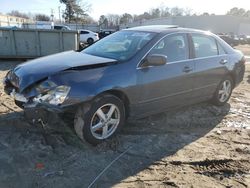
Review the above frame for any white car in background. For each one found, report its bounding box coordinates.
[79,29,99,44]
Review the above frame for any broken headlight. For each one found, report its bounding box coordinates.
[35,80,57,94]
[34,81,70,105]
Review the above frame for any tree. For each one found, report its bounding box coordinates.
[133,12,151,22]
[83,16,96,24]
[150,8,161,19]
[227,7,246,17]
[161,7,171,17]
[202,12,210,16]
[120,13,133,25]
[35,14,50,21]
[99,15,108,28]
[183,8,193,16]
[106,14,120,27]
[8,10,29,19]
[60,0,91,23]
[245,10,250,17]
[170,7,184,16]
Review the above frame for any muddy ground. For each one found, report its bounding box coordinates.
[0,46,250,188]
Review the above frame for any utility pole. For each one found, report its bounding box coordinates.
[61,10,65,23]
[51,9,54,21]
[51,9,54,29]
[58,6,61,23]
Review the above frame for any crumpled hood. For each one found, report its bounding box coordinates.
[13,51,117,91]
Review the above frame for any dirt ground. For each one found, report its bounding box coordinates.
[0,47,250,188]
[235,45,250,57]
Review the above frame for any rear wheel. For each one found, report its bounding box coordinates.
[74,94,125,145]
[211,76,233,106]
[87,38,94,45]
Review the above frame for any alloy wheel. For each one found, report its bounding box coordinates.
[90,103,120,139]
[218,80,232,103]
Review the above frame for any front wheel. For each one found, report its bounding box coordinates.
[74,94,125,145]
[211,76,233,106]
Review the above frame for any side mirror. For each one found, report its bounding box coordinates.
[142,54,167,67]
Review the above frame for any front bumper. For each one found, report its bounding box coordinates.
[4,77,74,112]
[4,83,66,113]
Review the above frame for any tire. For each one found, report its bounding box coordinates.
[87,38,94,45]
[74,94,125,145]
[15,100,24,109]
[211,76,233,106]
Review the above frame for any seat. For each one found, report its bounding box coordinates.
[197,43,213,58]
[164,39,185,62]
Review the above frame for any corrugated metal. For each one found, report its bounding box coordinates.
[122,15,250,35]
[0,28,79,58]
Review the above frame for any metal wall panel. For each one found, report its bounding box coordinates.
[0,30,12,55]
[0,28,79,58]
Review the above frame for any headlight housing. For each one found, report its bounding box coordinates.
[35,80,57,94]
[34,81,71,105]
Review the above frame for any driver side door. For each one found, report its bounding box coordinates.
[135,33,195,117]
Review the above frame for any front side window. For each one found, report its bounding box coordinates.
[217,41,227,55]
[192,34,218,58]
[149,34,189,62]
[83,30,156,61]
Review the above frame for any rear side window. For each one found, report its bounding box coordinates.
[81,31,89,34]
[149,34,189,62]
[54,26,62,30]
[192,34,218,58]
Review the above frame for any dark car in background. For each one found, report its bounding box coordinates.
[98,30,115,39]
[4,25,245,145]
[54,25,71,31]
[218,34,238,47]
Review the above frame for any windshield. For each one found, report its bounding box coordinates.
[82,30,156,61]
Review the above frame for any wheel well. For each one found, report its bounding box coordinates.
[228,73,236,88]
[99,90,130,118]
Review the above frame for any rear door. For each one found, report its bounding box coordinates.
[80,30,89,42]
[135,33,195,116]
[190,33,229,100]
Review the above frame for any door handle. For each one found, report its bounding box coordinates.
[183,66,193,73]
[220,59,228,65]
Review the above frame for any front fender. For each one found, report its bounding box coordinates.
[51,65,136,108]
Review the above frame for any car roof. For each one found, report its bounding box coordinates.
[79,29,92,32]
[125,25,209,35]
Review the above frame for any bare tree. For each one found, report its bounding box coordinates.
[170,7,184,16]
[106,14,120,27]
[183,8,193,16]
[8,10,29,19]
[35,14,50,21]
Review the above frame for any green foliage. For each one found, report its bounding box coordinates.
[227,7,250,17]
[60,0,91,23]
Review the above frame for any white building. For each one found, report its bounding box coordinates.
[0,13,30,27]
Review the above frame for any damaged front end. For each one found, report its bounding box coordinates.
[4,71,71,122]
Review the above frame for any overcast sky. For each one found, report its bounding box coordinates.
[0,0,249,20]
